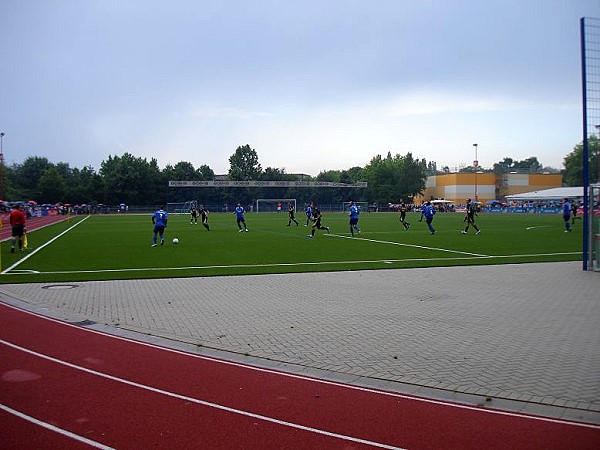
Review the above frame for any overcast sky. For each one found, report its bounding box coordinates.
[2,0,599,175]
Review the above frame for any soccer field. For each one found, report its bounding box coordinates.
[0,211,582,283]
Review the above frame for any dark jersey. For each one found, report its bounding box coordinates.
[399,204,407,219]
[200,208,209,220]
[311,207,322,226]
[466,203,477,218]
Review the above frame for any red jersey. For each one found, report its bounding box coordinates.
[9,209,26,226]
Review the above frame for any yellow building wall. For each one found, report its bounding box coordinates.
[502,174,563,196]
[420,173,563,204]
[421,173,497,203]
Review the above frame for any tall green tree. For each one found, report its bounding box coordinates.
[493,157,514,174]
[68,166,104,204]
[197,164,214,180]
[492,156,546,174]
[15,156,53,199]
[563,137,599,186]
[37,167,66,203]
[362,152,427,204]
[513,157,542,173]
[228,144,262,180]
[100,153,162,205]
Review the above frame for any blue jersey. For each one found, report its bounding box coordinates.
[563,201,571,216]
[235,206,245,219]
[422,204,435,219]
[305,205,312,217]
[349,205,360,219]
[152,209,168,227]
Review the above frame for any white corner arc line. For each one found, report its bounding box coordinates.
[1,216,90,275]
[0,339,404,450]
[0,403,115,450]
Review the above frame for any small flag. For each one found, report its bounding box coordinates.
[23,233,28,249]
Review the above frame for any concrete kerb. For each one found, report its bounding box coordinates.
[0,261,599,425]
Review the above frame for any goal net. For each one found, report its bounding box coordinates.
[167,200,197,214]
[341,201,369,212]
[255,199,296,213]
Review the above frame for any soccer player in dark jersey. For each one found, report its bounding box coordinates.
[190,207,198,225]
[307,202,330,238]
[399,202,410,230]
[461,198,480,234]
[151,206,168,247]
[199,204,210,231]
[570,201,579,224]
[287,202,299,226]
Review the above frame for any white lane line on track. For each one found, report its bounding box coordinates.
[2,303,597,431]
[0,338,404,450]
[0,403,115,450]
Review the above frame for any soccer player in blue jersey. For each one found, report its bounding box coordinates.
[304,202,313,226]
[348,201,361,236]
[419,201,436,235]
[151,205,168,247]
[235,203,249,232]
[562,198,572,233]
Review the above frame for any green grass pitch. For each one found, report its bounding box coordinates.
[0,211,582,283]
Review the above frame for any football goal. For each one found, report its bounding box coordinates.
[255,199,296,213]
[167,200,197,214]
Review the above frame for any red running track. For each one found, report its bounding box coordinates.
[0,214,69,242]
[1,302,598,449]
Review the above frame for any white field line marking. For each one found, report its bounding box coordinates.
[1,252,582,276]
[0,339,404,450]
[0,216,72,243]
[1,216,90,275]
[2,303,597,431]
[328,233,490,256]
[0,403,115,450]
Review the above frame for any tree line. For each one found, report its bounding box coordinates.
[1,139,594,208]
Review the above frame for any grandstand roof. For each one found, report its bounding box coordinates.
[505,187,583,201]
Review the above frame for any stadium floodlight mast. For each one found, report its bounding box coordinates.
[473,143,478,201]
[0,132,5,199]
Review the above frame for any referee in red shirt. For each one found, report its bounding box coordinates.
[9,204,26,253]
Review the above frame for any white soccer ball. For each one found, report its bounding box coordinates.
[172,238,179,244]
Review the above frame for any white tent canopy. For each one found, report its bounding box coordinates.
[505,187,583,202]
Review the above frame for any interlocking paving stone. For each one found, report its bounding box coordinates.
[1,261,598,422]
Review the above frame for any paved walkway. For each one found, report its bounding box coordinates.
[1,261,599,424]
